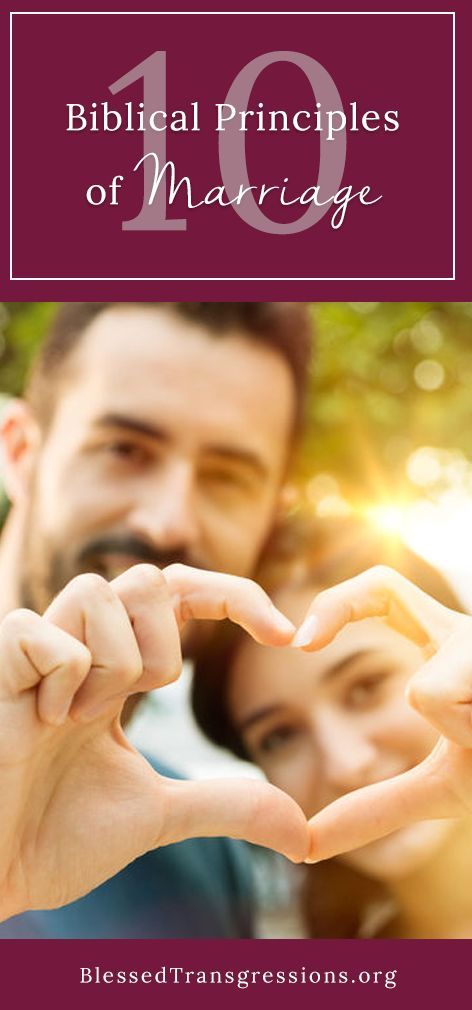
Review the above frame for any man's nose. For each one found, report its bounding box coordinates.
[127,460,200,551]
[313,711,378,795]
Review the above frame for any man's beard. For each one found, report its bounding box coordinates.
[71,533,204,585]
[19,513,210,657]
[20,530,204,611]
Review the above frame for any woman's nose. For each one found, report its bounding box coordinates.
[312,711,378,795]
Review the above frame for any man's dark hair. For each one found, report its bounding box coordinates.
[25,302,313,432]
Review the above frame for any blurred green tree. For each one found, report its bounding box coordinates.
[0,303,57,400]
[300,302,472,508]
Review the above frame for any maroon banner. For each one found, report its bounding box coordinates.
[1,937,471,1008]
[2,1,470,300]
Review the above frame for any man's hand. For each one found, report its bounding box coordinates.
[294,566,472,863]
[0,564,309,921]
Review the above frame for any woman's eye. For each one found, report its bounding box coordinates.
[257,725,299,755]
[345,674,389,709]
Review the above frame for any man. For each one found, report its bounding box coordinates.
[0,301,312,937]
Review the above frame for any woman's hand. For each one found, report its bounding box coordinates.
[293,566,472,862]
[0,563,309,922]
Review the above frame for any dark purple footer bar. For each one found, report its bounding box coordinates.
[0,938,469,1009]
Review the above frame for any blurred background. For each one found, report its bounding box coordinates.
[1,301,471,934]
[2,301,472,594]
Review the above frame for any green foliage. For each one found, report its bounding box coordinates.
[299,302,472,502]
[0,303,58,399]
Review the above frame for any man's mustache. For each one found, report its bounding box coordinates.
[76,535,201,573]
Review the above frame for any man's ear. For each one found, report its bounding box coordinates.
[0,399,42,504]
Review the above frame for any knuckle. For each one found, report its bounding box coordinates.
[368,564,395,583]
[65,644,91,682]
[312,586,330,606]
[122,655,144,685]
[124,563,171,607]
[68,571,115,602]
[145,654,182,688]
[0,608,39,642]
[405,679,421,711]
[407,676,438,713]
[163,562,187,581]
[242,577,268,603]
[130,563,166,591]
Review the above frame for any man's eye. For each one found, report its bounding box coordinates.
[199,464,257,495]
[103,441,151,465]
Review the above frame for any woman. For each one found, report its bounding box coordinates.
[192,517,472,938]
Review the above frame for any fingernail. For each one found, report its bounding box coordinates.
[304,857,319,865]
[292,615,318,648]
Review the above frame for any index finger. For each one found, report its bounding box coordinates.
[163,564,295,646]
[292,565,457,652]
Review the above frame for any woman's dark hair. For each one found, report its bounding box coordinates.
[191,513,465,937]
[192,513,463,761]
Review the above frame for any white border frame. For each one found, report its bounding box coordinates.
[9,11,456,282]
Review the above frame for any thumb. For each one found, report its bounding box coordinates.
[156,776,310,863]
[306,742,457,863]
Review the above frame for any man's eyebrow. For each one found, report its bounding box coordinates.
[94,413,170,442]
[93,413,268,476]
